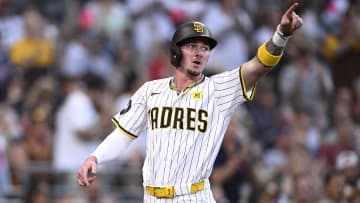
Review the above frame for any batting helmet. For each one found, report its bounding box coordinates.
[170,21,217,67]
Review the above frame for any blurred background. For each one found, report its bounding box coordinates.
[0,0,359,202]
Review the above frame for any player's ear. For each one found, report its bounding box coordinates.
[170,44,182,67]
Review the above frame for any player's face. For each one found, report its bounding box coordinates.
[180,38,210,77]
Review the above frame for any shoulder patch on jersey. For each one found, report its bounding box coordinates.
[191,91,203,101]
[120,100,132,115]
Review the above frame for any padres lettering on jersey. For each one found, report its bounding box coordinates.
[148,107,208,132]
[112,67,255,189]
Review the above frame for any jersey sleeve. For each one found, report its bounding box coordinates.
[112,82,148,140]
[212,66,256,113]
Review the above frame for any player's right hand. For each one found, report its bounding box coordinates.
[77,155,97,187]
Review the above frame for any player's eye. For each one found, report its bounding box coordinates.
[186,44,197,50]
[185,43,210,52]
[201,46,210,52]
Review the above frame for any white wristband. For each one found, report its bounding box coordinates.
[272,26,290,47]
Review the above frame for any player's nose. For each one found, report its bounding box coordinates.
[194,49,204,57]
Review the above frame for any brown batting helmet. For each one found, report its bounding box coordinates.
[170,21,217,67]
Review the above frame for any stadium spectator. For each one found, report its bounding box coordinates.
[246,76,282,149]
[79,0,131,46]
[321,0,360,89]
[331,86,353,127]
[201,0,251,72]
[52,74,106,201]
[127,0,175,67]
[211,114,254,203]
[336,151,360,198]
[347,188,360,203]
[319,170,347,203]
[278,31,334,131]
[290,173,323,203]
[320,117,358,170]
[8,5,55,89]
[60,28,90,78]
[0,0,24,50]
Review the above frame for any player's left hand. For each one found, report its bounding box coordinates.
[77,155,97,187]
[278,2,303,36]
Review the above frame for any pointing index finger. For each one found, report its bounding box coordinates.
[285,2,299,17]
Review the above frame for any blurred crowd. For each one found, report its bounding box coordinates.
[0,0,359,202]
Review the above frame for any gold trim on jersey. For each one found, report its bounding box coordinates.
[111,118,137,140]
[239,66,256,102]
[169,74,205,94]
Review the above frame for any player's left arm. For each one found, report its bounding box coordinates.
[241,2,303,90]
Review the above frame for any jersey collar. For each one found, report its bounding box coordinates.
[169,74,205,94]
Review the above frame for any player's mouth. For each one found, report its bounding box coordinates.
[192,60,202,67]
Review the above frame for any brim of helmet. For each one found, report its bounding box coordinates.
[176,36,217,50]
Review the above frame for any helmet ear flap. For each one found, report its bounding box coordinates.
[170,44,182,67]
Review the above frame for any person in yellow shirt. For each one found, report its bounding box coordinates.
[9,5,54,84]
[10,36,54,69]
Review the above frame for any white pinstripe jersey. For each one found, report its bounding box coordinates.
[112,66,255,189]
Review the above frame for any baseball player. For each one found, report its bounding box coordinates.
[77,2,303,202]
